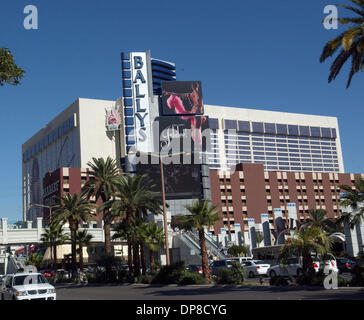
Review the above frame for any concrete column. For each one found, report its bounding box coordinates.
[36,217,43,242]
[248,218,256,249]
[233,223,242,245]
[287,203,298,229]
[274,208,285,244]
[27,221,33,229]
[261,213,271,247]
[1,218,8,245]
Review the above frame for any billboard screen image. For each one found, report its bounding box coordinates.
[161,81,204,115]
[137,163,202,200]
[157,115,209,153]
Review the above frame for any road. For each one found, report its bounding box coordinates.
[55,283,364,300]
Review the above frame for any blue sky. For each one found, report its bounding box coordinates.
[0,0,363,222]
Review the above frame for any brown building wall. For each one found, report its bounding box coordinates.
[209,169,224,234]
[209,163,364,235]
[241,163,268,223]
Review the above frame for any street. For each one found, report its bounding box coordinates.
[55,283,364,300]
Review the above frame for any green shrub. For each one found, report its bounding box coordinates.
[179,271,206,285]
[338,276,349,287]
[216,262,245,285]
[350,265,364,286]
[138,275,153,284]
[151,261,186,284]
[295,270,325,286]
[270,276,289,286]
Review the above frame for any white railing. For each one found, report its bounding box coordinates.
[0,217,117,245]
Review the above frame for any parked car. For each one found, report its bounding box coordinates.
[40,269,55,279]
[268,255,338,278]
[186,265,212,274]
[336,258,356,274]
[1,273,56,300]
[243,260,271,278]
[210,259,238,275]
[267,257,320,278]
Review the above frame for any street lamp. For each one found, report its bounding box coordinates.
[29,203,57,224]
[131,150,191,266]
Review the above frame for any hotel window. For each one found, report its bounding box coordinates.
[276,124,288,135]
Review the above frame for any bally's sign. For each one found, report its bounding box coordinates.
[131,52,151,151]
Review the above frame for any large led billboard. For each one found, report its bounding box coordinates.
[136,163,202,200]
[161,81,204,115]
[157,115,209,153]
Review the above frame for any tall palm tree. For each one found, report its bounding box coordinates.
[82,157,120,257]
[302,209,338,233]
[40,224,68,268]
[338,177,364,228]
[75,230,93,274]
[279,226,332,277]
[175,200,221,284]
[52,193,96,277]
[142,222,165,273]
[100,174,164,277]
[320,0,364,88]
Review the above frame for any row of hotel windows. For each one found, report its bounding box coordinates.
[23,115,76,163]
[212,119,337,139]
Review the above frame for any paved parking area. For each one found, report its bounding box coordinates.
[55,283,364,300]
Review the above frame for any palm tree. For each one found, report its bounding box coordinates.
[75,230,93,274]
[40,224,68,268]
[100,174,164,277]
[82,157,120,257]
[255,232,264,248]
[142,222,165,273]
[338,177,364,229]
[320,0,364,88]
[175,200,221,283]
[279,225,332,277]
[302,209,338,233]
[52,193,96,277]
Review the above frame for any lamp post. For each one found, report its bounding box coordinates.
[132,151,191,266]
[29,203,57,224]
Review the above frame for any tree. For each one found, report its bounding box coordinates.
[175,200,221,283]
[0,48,25,86]
[82,157,120,258]
[100,174,163,277]
[320,0,364,88]
[75,230,93,274]
[227,244,247,257]
[142,222,165,273]
[302,209,338,233]
[338,177,364,228]
[40,224,69,268]
[25,253,43,270]
[51,193,96,278]
[279,226,332,277]
[255,232,264,248]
